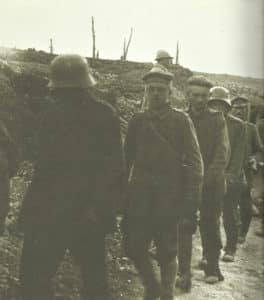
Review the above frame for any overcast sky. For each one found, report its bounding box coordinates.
[0,0,263,78]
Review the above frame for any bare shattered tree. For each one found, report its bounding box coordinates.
[92,16,96,59]
[176,41,179,65]
[49,38,54,55]
[122,28,133,62]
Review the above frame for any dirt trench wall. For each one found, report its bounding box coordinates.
[1,48,263,162]
[0,49,193,161]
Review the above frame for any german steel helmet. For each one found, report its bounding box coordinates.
[209,86,231,107]
[48,54,96,89]
[155,50,173,61]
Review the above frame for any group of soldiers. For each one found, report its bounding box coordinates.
[0,51,263,300]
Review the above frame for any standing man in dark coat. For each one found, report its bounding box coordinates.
[208,87,246,263]
[176,76,229,290]
[18,54,124,300]
[123,66,203,300]
[0,120,18,235]
[141,50,184,110]
[231,96,263,243]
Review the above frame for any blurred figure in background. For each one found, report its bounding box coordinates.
[176,76,229,290]
[208,87,246,263]
[231,96,263,243]
[253,108,264,237]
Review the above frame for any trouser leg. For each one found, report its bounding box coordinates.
[223,184,240,254]
[155,223,178,299]
[160,260,177,300]
[199,215,222,275]
[125,218,160,300]
[70,230,108,300]
[200,180,224,274]
[199,216,222,259]
[199,226,207,259]
[177,222,192,279]
[0,177,9,235]
[19,230,65,300]
[239,185,252,237]
[133,256,161,300]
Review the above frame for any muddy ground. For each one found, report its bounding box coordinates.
[0,172,263,300]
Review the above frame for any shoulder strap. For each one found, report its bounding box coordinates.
[147,118,183,165]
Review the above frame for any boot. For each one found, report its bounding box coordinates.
[255,228,264,237]
[216,265,224,281]
[222,250,235,262]
[175,273,191,293]
[205,266,224,284]
[160,260,176,300]
[134,257,161,300]
[204,257,224,284]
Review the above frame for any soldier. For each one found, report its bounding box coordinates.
[0,120,18,235]
[155,49,173,69]
[123,66,203,300]
[255,111,264,237]
[208,87,246,262]
[155,50,185,109]
[176,76,229,290]
[141,50,183,110]
[231,96,263,243]
[18,54,124,300]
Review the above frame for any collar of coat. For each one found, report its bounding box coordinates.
[188,105,212,119]
[145,103,171,120]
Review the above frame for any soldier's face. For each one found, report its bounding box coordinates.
[209,100,230,115]
[231,106,248,121]
[158,58,173,68]
[188,85,210,114]
[146,82,170,110]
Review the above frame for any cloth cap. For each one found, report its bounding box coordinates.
[231,96,249,107]
[143,65,174,84]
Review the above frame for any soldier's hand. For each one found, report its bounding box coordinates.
[248,157,257,171]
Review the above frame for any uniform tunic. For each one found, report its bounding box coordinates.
[19,96,124,233]
[125,104,203,219]
[18,94,124,300]
[123,104,203,263]
[223,114,246,253]
[188,107,230,260]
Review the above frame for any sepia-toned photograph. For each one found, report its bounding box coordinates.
[0,0,263,299]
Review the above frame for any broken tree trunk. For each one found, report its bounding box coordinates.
[92,16,96,59]
[176,41,179,65]
[124,28,133,61]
